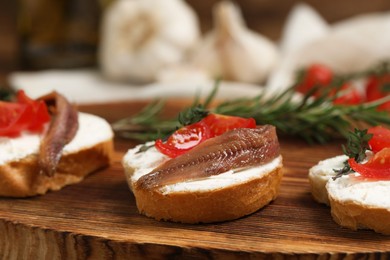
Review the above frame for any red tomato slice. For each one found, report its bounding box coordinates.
[365,75,390,112]
[368,126,390,153]
[202,114,256,136]
[0,101,33,137]
[155,121,212,158]
[17,90,34,104]
[349,148,390,179]
[0,90,50,137]
[0,102,23,127]
[27,100,50,132]
[296,64,333,94]
[17,90,50,132]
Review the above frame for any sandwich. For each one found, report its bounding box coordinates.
[0,90,114,197]
[309,126,390,234]
[122,113,283,223]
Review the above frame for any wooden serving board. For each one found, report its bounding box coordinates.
[0,101,389,259]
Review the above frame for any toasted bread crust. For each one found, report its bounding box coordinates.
[309,155,390,235]
[329,194,390,235]
[0,139,113,197]
[131,164,283,223]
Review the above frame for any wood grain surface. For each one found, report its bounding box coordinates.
[0,101,389,259]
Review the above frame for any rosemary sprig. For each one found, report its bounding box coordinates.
[112,63,390,143]
[333,129,373,179]
[112,99,179,141]
[112,84,390,143]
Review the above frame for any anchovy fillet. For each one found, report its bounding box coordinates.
[136,125,280,191]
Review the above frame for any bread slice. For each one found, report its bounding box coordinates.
[0,113,114,197]
[308,155,347,205]
[327,176,390,235]
[309,154,390,235]
[123,143,283,223]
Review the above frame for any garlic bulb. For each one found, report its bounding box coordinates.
[190,1,278,84]
[99,0,200,83]
[279,3,329,55]
[266,3,329,94]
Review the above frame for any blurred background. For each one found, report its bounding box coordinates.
[1,0,390,73]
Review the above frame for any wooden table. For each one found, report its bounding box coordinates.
[0,101,389,259]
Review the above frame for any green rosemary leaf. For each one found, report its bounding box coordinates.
[178,105,209,126]
[111,99,179,141]
[203,78,220,109]
[134,100,166,124]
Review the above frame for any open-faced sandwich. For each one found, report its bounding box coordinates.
[123,114,283,223]
[0,90,114,197]
[309,126,390,234]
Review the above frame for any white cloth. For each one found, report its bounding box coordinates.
[9,69,262,104]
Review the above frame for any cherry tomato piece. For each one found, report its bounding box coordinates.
[17,90,33,104]
[349,148,390,179]
[155,121,212,158]
[296,64,363,105]
[17,90,50,132]
[0,90,50,137]
[365,75,390,112]
[296,64,333,94]
[29,101,51,132]
[202,114,256,137]
[368,126,390,153]
[332,83,364,105]
[0,102,33,137]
